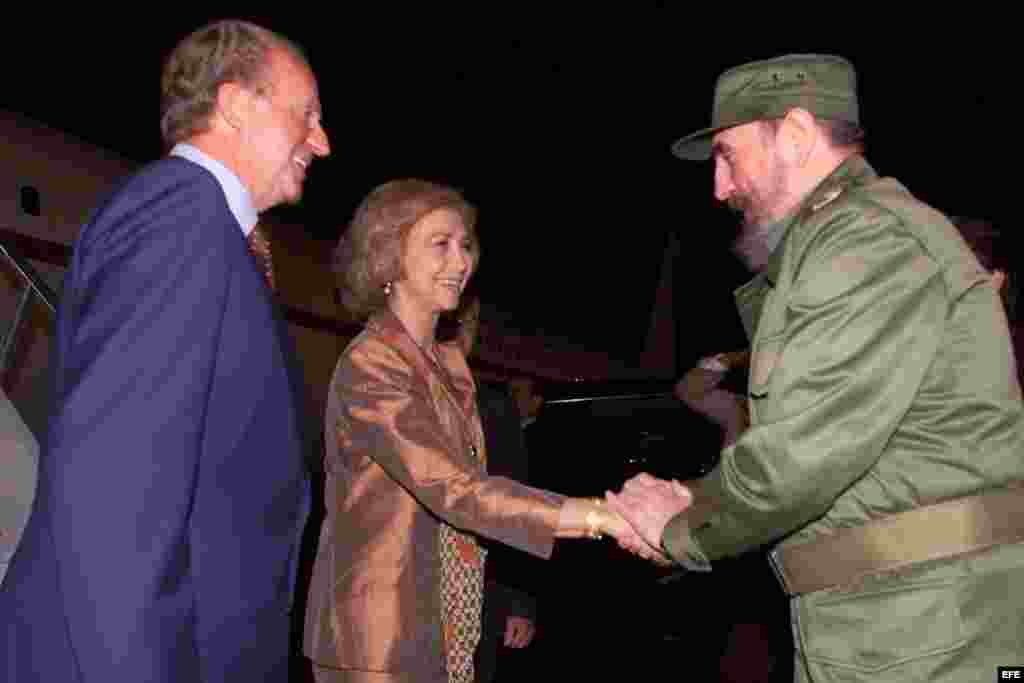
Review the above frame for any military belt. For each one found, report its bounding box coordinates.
[768,487,1024,596]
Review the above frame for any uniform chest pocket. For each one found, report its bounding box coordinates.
[750,330,786,400]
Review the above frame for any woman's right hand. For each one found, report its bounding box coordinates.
[556,498,672,565]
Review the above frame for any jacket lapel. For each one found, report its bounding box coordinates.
[365,310,484,465]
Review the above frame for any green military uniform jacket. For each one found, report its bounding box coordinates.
[663,156,1024,679]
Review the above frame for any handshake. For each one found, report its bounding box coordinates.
[561,473,695,566]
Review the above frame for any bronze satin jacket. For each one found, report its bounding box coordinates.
[304,310,564,678]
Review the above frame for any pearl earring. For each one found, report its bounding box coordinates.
[383,281,393,296]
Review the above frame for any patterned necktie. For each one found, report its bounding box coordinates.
[247,224,276,291]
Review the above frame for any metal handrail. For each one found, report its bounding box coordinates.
[546,392,676,406]
[1,239,59,376]
[0,240,58,314]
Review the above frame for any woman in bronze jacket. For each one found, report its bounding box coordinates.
[304,179,656,683]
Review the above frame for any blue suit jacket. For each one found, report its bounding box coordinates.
[0,157,311,681]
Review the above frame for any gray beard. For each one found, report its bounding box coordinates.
[732,220,774,272]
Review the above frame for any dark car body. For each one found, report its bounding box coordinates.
[518,379,792,681]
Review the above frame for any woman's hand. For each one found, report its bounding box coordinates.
[603,508,674,566]
[556,498,673,565]
[606,474,692,555]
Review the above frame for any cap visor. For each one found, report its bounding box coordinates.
[672,126,717,159]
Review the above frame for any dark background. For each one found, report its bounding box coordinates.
[4,11,1012,373]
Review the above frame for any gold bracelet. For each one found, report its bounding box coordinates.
[585,498,604,539]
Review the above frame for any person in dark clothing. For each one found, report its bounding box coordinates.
[453,297,543,683]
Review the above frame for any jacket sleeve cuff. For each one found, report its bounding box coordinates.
[661,511,712,572]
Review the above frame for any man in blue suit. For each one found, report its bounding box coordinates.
[1,19,330,681]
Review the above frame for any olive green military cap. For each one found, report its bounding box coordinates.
[671,54,860,161]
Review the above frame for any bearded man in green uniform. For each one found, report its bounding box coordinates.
[608,54,1024,681]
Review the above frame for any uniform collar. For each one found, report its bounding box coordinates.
[762,154,877,285]
[734,155,877,341]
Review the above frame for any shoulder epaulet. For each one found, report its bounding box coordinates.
[810,187,843,213]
